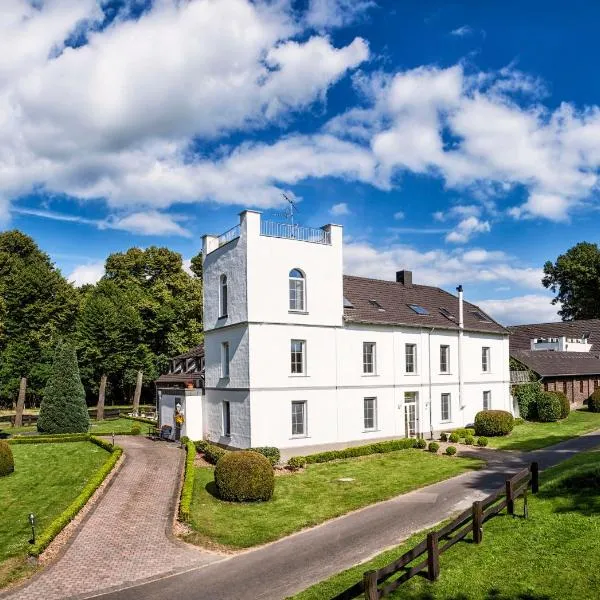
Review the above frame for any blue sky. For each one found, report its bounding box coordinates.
[3,0,600,324]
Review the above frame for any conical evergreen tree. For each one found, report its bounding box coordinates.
[37,342,90,434]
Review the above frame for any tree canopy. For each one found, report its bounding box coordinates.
[542,242,600,320]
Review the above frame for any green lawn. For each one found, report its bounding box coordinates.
[0,417,146,438]
[486,409,600,451]
[0,441,110,588]
[290,449,600,600]
[185,449,482,549]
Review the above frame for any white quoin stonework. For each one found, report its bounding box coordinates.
[200,211,511,451]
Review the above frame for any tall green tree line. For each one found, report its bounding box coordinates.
[0,231,203,408]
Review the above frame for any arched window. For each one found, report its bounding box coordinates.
[220,274,228,317]
[289,269,305,311]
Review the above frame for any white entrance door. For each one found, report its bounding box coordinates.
[404,392,418,437]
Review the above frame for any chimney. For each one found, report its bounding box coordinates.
[396,270,412,287]
[456,285,464,329]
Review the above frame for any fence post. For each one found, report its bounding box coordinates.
[472,500,483,544]
[427,532,440,581]
[530,462,539,494]
[523,489,529,519]
[506,479,514,516]
[363,570,379,600]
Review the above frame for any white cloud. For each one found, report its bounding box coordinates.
[305,0,375,29]
[68,261,105,287]
[330,202,351,216]
[477,295,559,325]
[445,216,491,243]
[343,240,543,289]
[107,211,191,237]
[393,211,405,220]
[450,25,473,37]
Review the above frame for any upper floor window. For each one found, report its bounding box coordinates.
[482,347,490,372]
[440,345,450,373]
[363,342,376,374]
[221,342,230,378]
[289,269,306,312]
[405,343,417,374]
[219,274,228,317]
[291,339,306,374]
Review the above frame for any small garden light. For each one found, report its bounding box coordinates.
[28,513,36,545]
[112,432,115,447]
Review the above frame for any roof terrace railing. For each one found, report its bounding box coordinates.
[217,224,240,248]
[260,220,331,245]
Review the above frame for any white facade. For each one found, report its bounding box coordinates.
[530,336,592,352]
[200,211,511,451]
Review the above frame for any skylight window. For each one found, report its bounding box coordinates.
[368,299,385,311]
[439,307,456,321]
[471,310,491,323]
[343,296,354,308]
[408,304,429,315]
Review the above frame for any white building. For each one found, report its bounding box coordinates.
[197,210,511,451]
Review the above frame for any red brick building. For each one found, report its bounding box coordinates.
[509,320,600,405]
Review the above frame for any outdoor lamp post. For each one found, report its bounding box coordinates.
[28,513,36,544]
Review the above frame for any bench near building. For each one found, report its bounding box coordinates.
[175,210,512,452]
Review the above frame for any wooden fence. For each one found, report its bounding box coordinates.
[334,462,539,600]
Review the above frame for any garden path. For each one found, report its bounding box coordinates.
[1,436,221,600]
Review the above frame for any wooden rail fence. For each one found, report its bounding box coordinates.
[334,462,539,600]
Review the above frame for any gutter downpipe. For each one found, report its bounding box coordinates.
[457,285,465,419]
[428,326,435,440]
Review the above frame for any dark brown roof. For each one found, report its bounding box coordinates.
[342,275,507,334]
[511,349,600,377]
[508,320,600,351]
[155,372,204,384]
[173,344,204,360]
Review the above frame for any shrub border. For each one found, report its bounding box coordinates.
[13,435,123,557]
[8,433,91,445]
[179,439,196,522]
[121,414,157,425]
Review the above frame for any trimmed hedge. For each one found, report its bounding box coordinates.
[474,410,514,436]
[537,392,562,422]
[287,456,306,470]
[303,438,418,465]
[0,440,14,476]
[122,414,157,425]
[588,389,600,413]
[250,446,281,466]
[513,381,543,421]
[445,446,457,456]
[8,433,91,445]
[194,440,229,465]
[179,440,196,522]
[547,391,570,419]
[29,437,122,556]
[454,428,475,438]
[415,438,427,449]
[214,451,274,502]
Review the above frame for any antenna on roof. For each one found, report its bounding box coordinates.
[273,193,299,226]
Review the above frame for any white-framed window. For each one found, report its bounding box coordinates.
[291,400,307,436]
[291,339,306,374]
[219,274,228,317]
[440,345,450,373]
[289,269,306,312]
[441,393,451,422]
[364,397,377,431]
[482,347,490,372]
[220,342,230,378]
[483,390,491,410]
[405,343,417,373]
[363,342,376,374]
[222,401,231,437]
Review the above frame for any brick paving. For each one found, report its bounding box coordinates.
[3,436,220,600]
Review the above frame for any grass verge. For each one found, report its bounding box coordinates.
[289,449,600,600]
[0,417,144,438]
[486,409,600,451]
[184,449,482,549]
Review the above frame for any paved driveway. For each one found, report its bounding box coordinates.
[2,436,221,600]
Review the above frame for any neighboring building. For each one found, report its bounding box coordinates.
[155,344,205,440]
[198,210,511,451]
[509,320,600,405]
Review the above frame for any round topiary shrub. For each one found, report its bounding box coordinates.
[464,436,475,445]
[215,451,274,502]
[445,446,457,456]
[439,432,448,442]
[415,437,427,449]
[477,436,488,447]
[588,389,600,413]
[474,410,514,436]
[131,425,141,435]
[0,441,14,477]
[428,442,440,453]
[537,392,562,422]
[449,432,460,443]
[547,391,570,419]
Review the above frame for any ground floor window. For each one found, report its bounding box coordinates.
[291,401,307,437]
[580,380,584,394]
[363,397,377,430]
[483,390,491,410]
[441,393,451,422]
[222,401,231,437]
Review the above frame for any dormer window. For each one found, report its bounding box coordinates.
[289,269,306,312]
[220,274,228,317]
